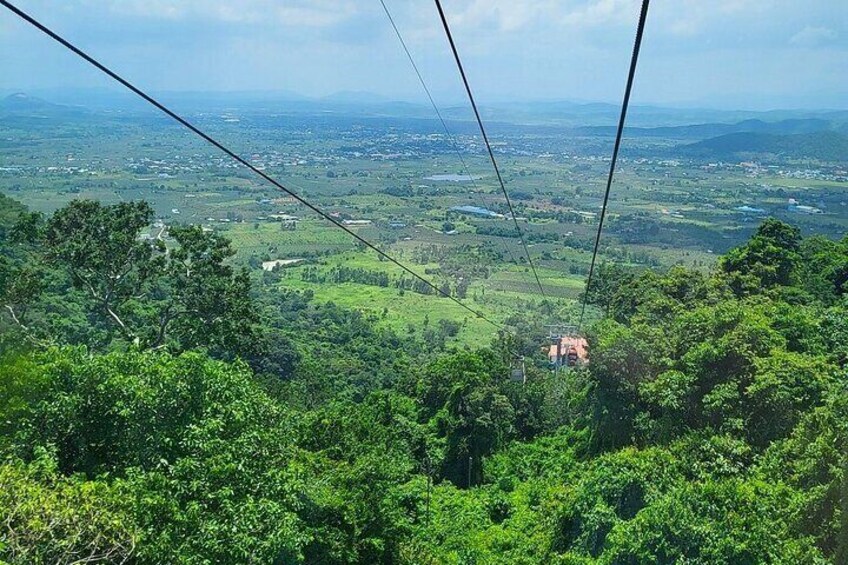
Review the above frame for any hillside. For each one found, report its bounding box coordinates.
[677,130,848,162]
[581,117,840,139]
[0,92,89,117]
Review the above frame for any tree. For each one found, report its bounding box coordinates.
[583,262,635,316]
[759,390,848,559]
[0,209,49,345]
[0,256,44,343]
[144,224,258,356]
[0,454,137,564]
[418,351,513,486]
[3,200,262,361]
[720,218,802,294]
[587,320,654,451]
[43,200,158,342]
[5,348,307,563]
[746,351,835,446]
[603,478,825,564]
[796,235,848,305]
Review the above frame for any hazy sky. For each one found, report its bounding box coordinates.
[1,0,846,109]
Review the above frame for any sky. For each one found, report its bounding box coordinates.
[1,0,846,110]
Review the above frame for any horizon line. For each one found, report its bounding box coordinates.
[2,87,848,114]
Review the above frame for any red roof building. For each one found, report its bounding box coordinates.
[548,336,589,367]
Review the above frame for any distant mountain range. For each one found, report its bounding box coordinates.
[3,91,846,163]
[4,88,848,127]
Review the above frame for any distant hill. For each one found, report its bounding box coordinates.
[440,102,848,128]
[3,89,848,129]
[320,91,391,104]
[579,117,843,139]
[676,130,848,162]
[0,92,88,119]
[1,93,56,112]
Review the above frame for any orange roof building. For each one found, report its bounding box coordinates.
[548,336,589,367]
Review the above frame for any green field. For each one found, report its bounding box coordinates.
[2,108,846,344]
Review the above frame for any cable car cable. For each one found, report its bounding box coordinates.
[0,0,505,331]
[377,0,535,299]
[578,0,650,331]
[433,0,547,301]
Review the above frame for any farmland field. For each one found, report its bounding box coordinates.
[2,93,846,344]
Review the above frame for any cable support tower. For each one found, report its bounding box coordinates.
[578,0,651,331]
[433,0,547,301]
[0,0,504,331]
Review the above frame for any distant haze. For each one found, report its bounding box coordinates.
[1,0,846,110]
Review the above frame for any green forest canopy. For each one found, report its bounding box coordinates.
[0,198,846,564]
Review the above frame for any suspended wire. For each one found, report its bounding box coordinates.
[377,0,535,298]
[578,0,651,331]
[0,0,504,330]
[433,0,547,301]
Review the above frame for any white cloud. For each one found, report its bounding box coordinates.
[441,0,550,32]
[84,0,360,27]
[1,0,846,107]
[652,0,769,38]
[437,0,639,32]
[559,0,636,28]
[790,25,838,47]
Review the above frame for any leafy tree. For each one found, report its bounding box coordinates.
[551,448,679,558]
[143,224,258,356]
[797,235,848,304]
[604,478,825,564]
[295,393,427,563]
[759,389,848,558]
[42,200,158,342]
[0,256,44,345]
[1,200,266,366]
[0,453,137,564]
[583,262,635,316]
[418,351,513,486]
[587,320,654,451]
[720,218,802,294]
[746,351,836,446]
[5,348,307,563]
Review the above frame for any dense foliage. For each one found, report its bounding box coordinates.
[1,200,846,563]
